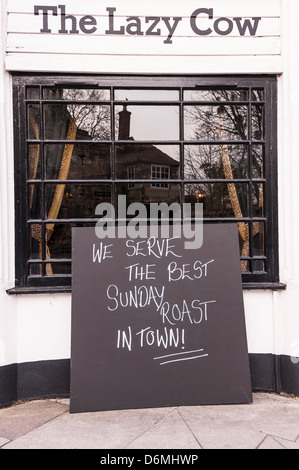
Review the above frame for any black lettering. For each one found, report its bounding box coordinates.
[126,17,143,36]
[213,17,233,36]
[79,15,97,34]
[145,17,161,36]
[58,4,79,34]
[34,5,58,33]
[162,17,182,44]
[190,8,213,36]
[233,17,261,36]
[105,7,125,35]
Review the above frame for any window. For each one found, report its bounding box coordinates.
[127,165,135,189]
[151,165,170,188]
[12,75,278,291]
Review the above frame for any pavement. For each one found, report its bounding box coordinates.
[0,392,298,451]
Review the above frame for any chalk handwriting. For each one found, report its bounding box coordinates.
[92,242,113,263]
[154,348,208,365]
[167,259,214,281]
[107,284,165,311]
[125,263,156,281]
[126,237,182,258]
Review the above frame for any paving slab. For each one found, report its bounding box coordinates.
[0,399,68,442]
[0,393,298,450]
[2,405,177,449]
[126,409,201,449]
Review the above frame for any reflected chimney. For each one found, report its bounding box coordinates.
[118,105,131,140]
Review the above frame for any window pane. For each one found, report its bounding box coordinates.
[116,182,180,208]
[45,143,111,179]
[29,223,42,258]
[29,183,41,219]
[184,89,248,101]
[252,260,265,273]
[184,144,248,180]
[252,221,265,257]
[28,144,41,180]
[43,104,111,140]
[28,104,40,139]
[29,263,42,276]
[27,87,40,99]
[47,223,96,260]
[115,105,179,141]
[116,144,179,179]
[43,88,110,101]
[45,184,111,219]
[114,89,179,101]
[184,183,248,218]
[45,262,72,275]
[252,182,264,217]
[251,89,264,101]
[184,105,248,141]
[252,145,264,178]
[252,105,264,140]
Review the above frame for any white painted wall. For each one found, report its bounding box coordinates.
[0,0,299,368]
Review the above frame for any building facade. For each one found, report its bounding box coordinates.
[0,0,299,407]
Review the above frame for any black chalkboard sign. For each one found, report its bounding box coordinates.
[70,224,252,413]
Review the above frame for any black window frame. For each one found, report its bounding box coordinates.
[10,73,282,294]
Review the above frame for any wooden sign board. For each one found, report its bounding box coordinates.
[70,224,252,413]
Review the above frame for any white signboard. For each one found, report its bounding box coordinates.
[5,0,282,74]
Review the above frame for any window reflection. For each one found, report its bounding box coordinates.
[43,88,110,101]
[115,89,179,101]
[43,104,111,140]
[26,85,267,277]
[184,105,248,141]
[45,143,111,179]
[116,105,179,141]
[184,144,248,180]
[184,89,249,101]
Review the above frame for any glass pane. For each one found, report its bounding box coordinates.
[116,144,180,179]
[116,182,180,211]
[28,144,41,180]
[252,260,265,273]
[29,263,42,275]
[46,222,96,260]
[252,221,265,257]
[252,145,264,178]
[27,87,40,99]
[45,184,111,219]
[47,223,72,259]
[45,262,71,275]
[184,89,248,101]
[252,105,264,140]
[184,144,248,180]
[28,104,40,139]
[184,105,248,141]
[43,88,110,101]
[43,104,111,140]
[29,183,41,219]
[252,182,264,217]
[45,143,111,179]
[29,223,42,258]
[184,183,248,218]
[115,89,179,101]
[251,89,264,101]
[115,105,179,141]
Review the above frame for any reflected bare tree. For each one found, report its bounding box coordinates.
[184,89,264,270]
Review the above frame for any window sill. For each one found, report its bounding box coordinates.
[242,282,286,291]
[6,286,72,295]
[7,282,286,295]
